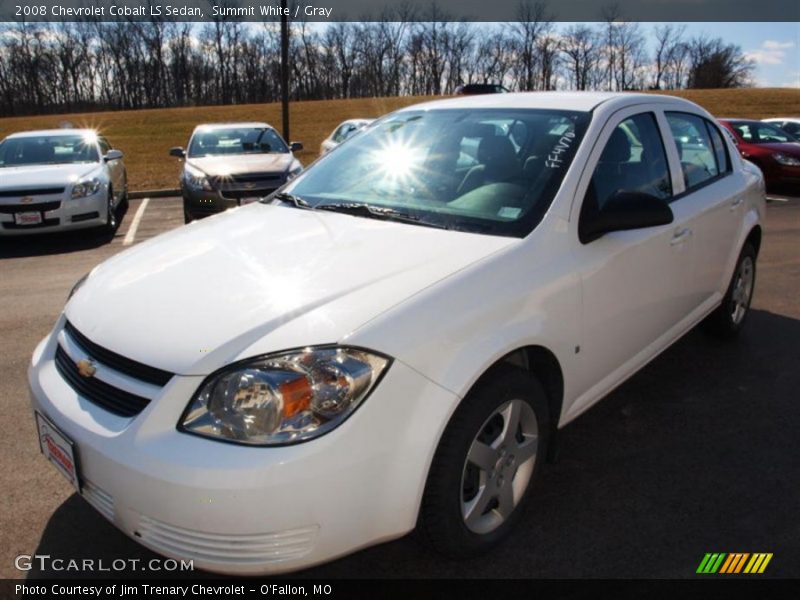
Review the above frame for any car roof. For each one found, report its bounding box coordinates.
[763,117,800,122]
[398,91,702,114]
[5,128,99,139]
[193,122,273,131]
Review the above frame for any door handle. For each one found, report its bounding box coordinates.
[730,197,744,211]
[670,227,692,246]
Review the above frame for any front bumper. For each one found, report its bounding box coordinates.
[759,162,800,193]
[183,175,286,220]
[0,192,106,235]
[28,318,459,575]
[182,187,237,219]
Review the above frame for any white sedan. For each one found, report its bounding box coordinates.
[0,129,127,235]
[319,118,374,155]
[762,117,800,138]
[29,92,764,574]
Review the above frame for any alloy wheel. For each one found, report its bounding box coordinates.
[460,398,539,535]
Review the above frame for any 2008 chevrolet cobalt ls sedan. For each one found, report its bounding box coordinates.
[29,92,765,574]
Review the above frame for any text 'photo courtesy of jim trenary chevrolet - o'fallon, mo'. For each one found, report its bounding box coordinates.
[0,0,799,596]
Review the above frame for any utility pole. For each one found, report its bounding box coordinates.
[280,0,290,141]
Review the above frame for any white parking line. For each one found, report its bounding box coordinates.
[123,197,149,246]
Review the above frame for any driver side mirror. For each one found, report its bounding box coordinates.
[579,191,674,244]
[169,147,186,159]
[104,149,123,162]
[290,142,303,152]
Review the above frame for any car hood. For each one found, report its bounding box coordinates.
[0,163,100,189]
[66,204,516,375]
[187,154,295,177]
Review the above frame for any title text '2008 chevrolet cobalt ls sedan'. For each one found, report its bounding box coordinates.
[29,92,764,574]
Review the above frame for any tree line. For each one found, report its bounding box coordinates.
[0,3,755,117]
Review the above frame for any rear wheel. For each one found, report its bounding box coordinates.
[704,242,756,338]
[417,365,549,558]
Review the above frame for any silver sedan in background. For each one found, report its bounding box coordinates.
[0,129,127,236]
[319,118,375,155]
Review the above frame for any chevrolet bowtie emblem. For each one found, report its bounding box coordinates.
[20,196,34,204]
[244,182,257,190]
[76,359,97,378]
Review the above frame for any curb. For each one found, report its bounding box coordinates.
[129,189,180,199]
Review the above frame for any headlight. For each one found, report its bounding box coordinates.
[184,164,213,191]
[180,347,391,445]
[773,153,800,166]
[71,177,102,199]
[67,272,89,301]
[286,165,303,181]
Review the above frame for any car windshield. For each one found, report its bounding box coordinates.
[188,127,288,158]
[282,108,590,237]
[0,134,99,168]
[729,121,798,144]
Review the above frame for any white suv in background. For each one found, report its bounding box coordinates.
[0,129,127,235]
[29,92,764,574]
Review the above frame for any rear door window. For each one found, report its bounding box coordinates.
[666,113,725,191]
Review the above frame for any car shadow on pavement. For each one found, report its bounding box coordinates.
[0,202,129,259]
[27,308,800,579]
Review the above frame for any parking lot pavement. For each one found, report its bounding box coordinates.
[0,197,798,579]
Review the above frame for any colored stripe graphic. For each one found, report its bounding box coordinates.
[698,552,773,574]
[744,553,774,574]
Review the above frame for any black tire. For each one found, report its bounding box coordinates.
[103,186,118,233]
[417,364,550,558]
[120,175,129,210]
[183,197,194,224]
[704,242,757,338]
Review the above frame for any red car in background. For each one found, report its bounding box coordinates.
[718,118,800,194]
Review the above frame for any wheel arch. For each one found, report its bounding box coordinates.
[472,344,565,463]
[745,224,762,258]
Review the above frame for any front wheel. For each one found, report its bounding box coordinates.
[417,365,549,558]
[183,197,194,224]
[103,186,118,233]
[704,242,756,338]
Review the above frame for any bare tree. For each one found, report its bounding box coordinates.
[687,36,754,89]
[560,24,600,91]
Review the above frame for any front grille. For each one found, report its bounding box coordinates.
[2,218,59,229]
[220,188,277,200]
[64,321,173,386]
[0,201,61,214]
[0,187,64,198]
[55,345,151,417]
[226,173,284,184]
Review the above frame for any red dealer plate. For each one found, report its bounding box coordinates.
[36,412,81,492]
[14,212,42,225]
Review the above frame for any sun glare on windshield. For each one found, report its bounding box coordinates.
[371,140,420,182]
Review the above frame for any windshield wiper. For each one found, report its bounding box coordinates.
[272,192,312,209]
[315,202,448,229]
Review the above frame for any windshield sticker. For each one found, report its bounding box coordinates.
[498,206,522,219]
[545,131,577,168]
